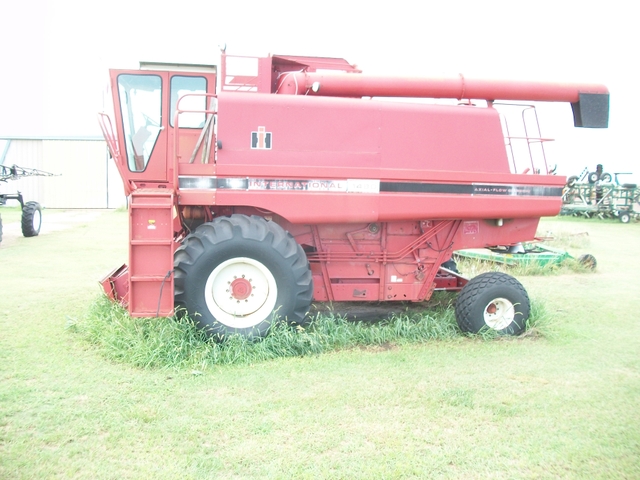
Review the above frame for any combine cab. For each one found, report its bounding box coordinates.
[99,52,609,338]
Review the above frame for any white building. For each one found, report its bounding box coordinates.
[0,137,126,209]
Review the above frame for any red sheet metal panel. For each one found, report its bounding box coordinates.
[216,92,508,175]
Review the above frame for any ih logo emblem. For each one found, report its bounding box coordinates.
[251,126,272,149]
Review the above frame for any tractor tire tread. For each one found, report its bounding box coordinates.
[455,272,530,335]
[174,215,313,338]
[21,201,42,237]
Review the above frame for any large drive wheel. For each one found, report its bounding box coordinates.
[174,215,313,339]
[455,272,530,335]
[21,201,42,237]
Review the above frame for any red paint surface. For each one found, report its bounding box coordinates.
[100,53,608,314]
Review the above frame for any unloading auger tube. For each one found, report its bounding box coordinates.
[276,72,609,128]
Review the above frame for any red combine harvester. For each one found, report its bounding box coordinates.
[98,52,608,338]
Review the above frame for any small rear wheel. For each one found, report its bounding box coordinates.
[619,211,631,224]
[455,272,530,335]
[21,201,42,237]
[600,172,612,183]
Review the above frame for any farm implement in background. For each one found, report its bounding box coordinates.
[455,241,597,269]
[561,165,639,222]
[0,164,54,244]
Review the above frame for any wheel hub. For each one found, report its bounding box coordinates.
[204,257,278,329]
[483,297,515,330]
[229,277,252,300]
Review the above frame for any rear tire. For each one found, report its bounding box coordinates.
[619,211,631,224]
[455,272,530,335]
[21,201,42,237]
[174,215,313,339]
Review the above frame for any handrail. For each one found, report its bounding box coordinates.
[98,112,132,196]
[220,54,260,92]
[173,93,218,189]
[496,103,553,175]
[97,112,120,160]
[521,105,550,175]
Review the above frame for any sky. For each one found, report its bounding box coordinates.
[1,0,637,179]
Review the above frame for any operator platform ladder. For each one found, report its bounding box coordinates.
[128,189,174,317]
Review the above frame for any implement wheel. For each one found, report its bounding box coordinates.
[618,211,631,224]
[455,272,530,335]
[21,201,42,237]
[174,215,313,339]
[577,254,597,269]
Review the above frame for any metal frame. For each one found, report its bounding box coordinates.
[561,181,639,221]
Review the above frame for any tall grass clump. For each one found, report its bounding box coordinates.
[539,229,591,250]
[67,296,213,369]
[69,291,553,370]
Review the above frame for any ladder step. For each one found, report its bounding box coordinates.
[130,203,173,208]
[131,239,173,245]
[131,275,173,282]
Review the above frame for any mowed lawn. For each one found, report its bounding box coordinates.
[1,209,639,479]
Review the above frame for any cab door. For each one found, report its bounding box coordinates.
[111,70,170,183]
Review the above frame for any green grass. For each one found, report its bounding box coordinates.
[0,205,23,223]
[1,211,639,478]
[68,293,552,370]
